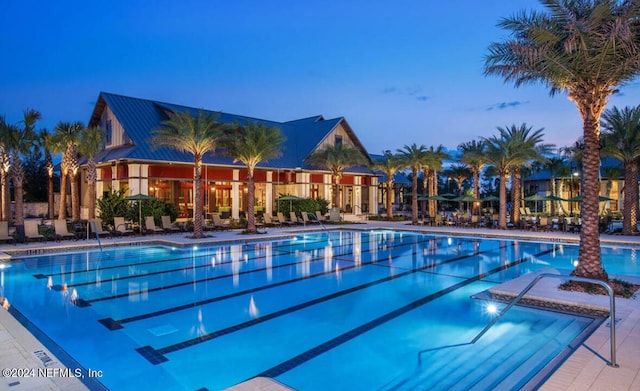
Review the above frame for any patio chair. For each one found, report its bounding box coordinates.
[113,217,134,236]
[144,216,164,234]
[315,211,325,222]
[54,220,76,241]
[289,211,301,225]
[24,220,45,242]
[277,212,294,226]
[89,219,112,239]
[0,221,15,245]
[301,212,319,226]
[211,214,231,231]
[263,213,279,227]
[161,215,181,233]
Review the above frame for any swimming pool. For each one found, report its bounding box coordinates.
[1,230,634,390]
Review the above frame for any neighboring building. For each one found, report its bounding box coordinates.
[80,92,378,219]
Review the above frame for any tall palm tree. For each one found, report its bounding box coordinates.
[152,110,222,239]
[485,0,640,280]
[305,143,368,211]
[482,132,522,229]
[459,139,487,204]
[221,122,285,233]
[444,164,472,210]
[396,143,427,225]
[601,105,640,235]
[51,121,83,220]
[371,151,403,220]
[545,156,569,215]
[425,145,449,217]
[0,117,11,221]
[8,109,40,231]
[78,126,106,220]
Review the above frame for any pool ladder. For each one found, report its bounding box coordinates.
[88,220,103,252]
[418,273,618,368]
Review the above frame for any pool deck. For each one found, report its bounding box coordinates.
[1,221,639,391]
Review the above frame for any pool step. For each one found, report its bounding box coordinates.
[383,315,586,390]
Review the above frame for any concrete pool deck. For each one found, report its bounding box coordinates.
[0,221,638,390]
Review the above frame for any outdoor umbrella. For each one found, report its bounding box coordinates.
[277,195,303,211]
[124,193,156,227]
[566,195,613,202]
[452,195,479,214]
[523,194,549,213]
[480,195,500,213]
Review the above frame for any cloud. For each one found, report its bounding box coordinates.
[486,100,528,111]
[381,86,429,102]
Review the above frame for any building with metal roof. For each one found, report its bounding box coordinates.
[82,92,379,220]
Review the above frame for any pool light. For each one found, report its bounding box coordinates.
[486,303,498,315]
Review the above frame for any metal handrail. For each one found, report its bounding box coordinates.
[89,220,103,252]
[418,273,618,367]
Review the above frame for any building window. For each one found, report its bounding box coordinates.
[335,135,343,145]
[105,120,112,145]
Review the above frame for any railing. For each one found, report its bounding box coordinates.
[418,273,618,367]
[309,212,330,234]
[89,220,103,252]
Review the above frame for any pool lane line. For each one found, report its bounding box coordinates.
[76,233,497,306]
[99,243,501,330]
[31,234,338,281]
[134,245,515,364]
[254,247,556,379]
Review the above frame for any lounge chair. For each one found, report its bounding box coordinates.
[24,220,45,242]
[277,212,294,226]
[0,221,15,245]
[315,211,325,222]
[144,216,164,234]
[211,214,231,231]
[263,213,279,227]
[54,220,76,241]
[301,212,319,226]
[89,219,112,238]
[161,215,181,233]
[289,212,301,225]
[113,217,134,236]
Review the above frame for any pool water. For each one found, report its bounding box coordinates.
[1,230,634,390]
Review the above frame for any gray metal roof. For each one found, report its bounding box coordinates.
[89,92,373,173]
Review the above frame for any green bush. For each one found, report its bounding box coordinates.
[97,189,178,226]
[274,195,329,216]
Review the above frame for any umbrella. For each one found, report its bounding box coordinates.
[452,195,479,214]
[439,193,457,198]
[277,195,303,211]
[566,195,613,202]
[545,195,567,201]
[124,193,156,226]
[523,194,549,213]
[480,195,500,202]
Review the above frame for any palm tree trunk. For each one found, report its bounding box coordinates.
[622,160,638,235]
[193,160,203,238]
[59,171,67,219]
[511,167,521,225]
[70,172,79,221]
[87,182,96,220]
[13,178,24,226]
[332,175,340,210]
[48,174,54,219]
[573,105,606,281]
[246,167,257,233]
[499,172,507,229]
[1,173,7,220]
[411,169,418,224]
[386,178,393,220]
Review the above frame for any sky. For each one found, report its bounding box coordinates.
[2,1,639,156]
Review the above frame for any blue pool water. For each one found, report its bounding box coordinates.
[0,230,636,390]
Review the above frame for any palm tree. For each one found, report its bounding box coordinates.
[7,109,40,231]
[484,0,640,280]
[221,122,285,233]
[51,121,83,220]
[425,145,449,217]
[152,110,222,239]
[0,117,11,221]
[544,156,569,215]
[396,143,427,225]
[482,132,522,229]
[371,151,403,220]
[78,126,106,220]
[305,143,368,211]
[444,164,472,210]
[601,105,640,235]
[459,139,487,204]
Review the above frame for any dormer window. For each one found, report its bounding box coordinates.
[335,135,343,146]
[105,120,112,145]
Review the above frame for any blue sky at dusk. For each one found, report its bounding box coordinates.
[2,1,639,155]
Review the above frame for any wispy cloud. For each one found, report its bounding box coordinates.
[486,101,528,111]
[382,86,429,102]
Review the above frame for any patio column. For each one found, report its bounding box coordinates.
[232,169,240,220]
[266,171,273,216]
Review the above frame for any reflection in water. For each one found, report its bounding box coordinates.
[249,296,259,318]
[192,308,207,338]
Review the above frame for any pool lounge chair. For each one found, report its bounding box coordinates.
[113,217,134,236]
[277,212,294,226]
[89,219,112,238]
[0,221,15,245]
[24,220,45,242]
[161,215,181,233]
[289,212,301,225]
[263,213,279,227]
[301,212,319,226]
[145,216,164,234]
[211,214,231,231]
[54,220,76,241]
